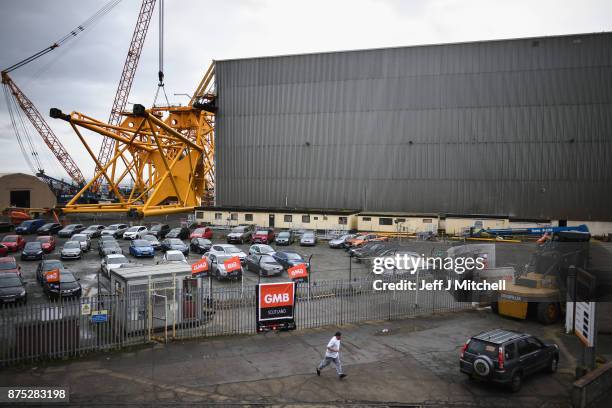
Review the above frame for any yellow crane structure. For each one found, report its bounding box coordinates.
[50,64,216,217]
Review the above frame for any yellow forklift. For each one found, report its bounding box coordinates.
[492,230,591,324]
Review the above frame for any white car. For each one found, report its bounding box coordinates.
[205,244,247,264]
[71,233,91,251]
[123,226,148,240]
[101,254,130,276]
[248,244,275,256]
[160,250,187,264]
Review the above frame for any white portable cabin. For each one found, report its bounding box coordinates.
[109,264,208,332]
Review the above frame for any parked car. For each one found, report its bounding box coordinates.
[71,233,91,251]
[129,239,155,257]
[349,241,388,259]
[272,251,310,270]
[142,234,161,250]
[248,244,275,256]
[190,226,213,240]
[101,223,128,238]
[160,250,188,264]
[15,219,46,235]
[43,271,82,299]
[0,244,8,257]
[226,225,254,244]
[82,224,106,238]
[299,231,317,246]
[207,244,247,264]
[58,224,85,238]
[160,238,189,256]
[245,254,284,277]
[253,229,275,244]
[36,259,67,284]
[21,241,44,261]
[98,235,118,248]
[190,238,212,254]
[207,253,243,281]
[346,233,388,248]
[329,233,356,248]
[165,227,190,240]
[36,222,62,235]
[148,223,170,239]
[60,241,83,260]
[123,225,148,240]
[101,254,129,276]
[1,235,26,252]
[98,239,123,256]
[35,235,56,253]
[0,256,21,277]
[0,272,27,305]
[459,329,559,392]
[275,231,294,246]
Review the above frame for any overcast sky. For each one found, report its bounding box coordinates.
[0,0,610,180]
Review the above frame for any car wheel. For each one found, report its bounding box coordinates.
[509,372,522,392]
[547,357,559,373]
[473,357,493,378]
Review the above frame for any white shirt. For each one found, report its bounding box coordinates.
[325,336,341,358]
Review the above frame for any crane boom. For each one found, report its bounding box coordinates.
[96,0,157,184]
[1,72,86,185]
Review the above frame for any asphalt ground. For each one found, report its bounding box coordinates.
[1,309,610,407]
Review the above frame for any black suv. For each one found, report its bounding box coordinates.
[459,329,559,392]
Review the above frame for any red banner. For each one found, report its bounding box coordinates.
[224,256,241,272]
[191,258,210,276]
[45,268,60,283]
[259,282,295,309]
[287,263,308,280]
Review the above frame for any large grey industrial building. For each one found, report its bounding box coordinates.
[213,32,612,222]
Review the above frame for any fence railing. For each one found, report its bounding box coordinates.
[0,275,471,365]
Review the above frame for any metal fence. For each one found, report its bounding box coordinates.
[0,275,471,365]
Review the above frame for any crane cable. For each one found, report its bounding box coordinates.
[153,0,169,107]
[3,85,37,173]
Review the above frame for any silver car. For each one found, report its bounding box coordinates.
[101,224,129,238]
[71,233,91,251]
[207,244,247,264]
[101,254,130,277]
[60,241,82,260]
[328,234,356,248]
[300,231,317,246]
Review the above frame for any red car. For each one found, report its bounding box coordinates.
[0,244,7,257]
[190,227,213,240]
[1,235,26,252]
[253,229,275,244]
[0,256,21,277]
[36,235,56,253]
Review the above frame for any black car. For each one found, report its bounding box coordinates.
[166,227,190,240]
[160,238,189,256]
[245,254,284,277]
[21,241,44,261]
[459,329,559,392]
[149,224,171,239]
[0,273,27,305]
[58,224,85,238]
[98,240,123,256]
[350,242,390,260]
[272,251,310,270]
[36,223,62,235]
[82,224,106,238]
[36,259,67,284]
[190,237,212,254]
[275,231,294,246]
[43,271,82,299]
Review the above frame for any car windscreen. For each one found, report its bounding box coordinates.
[143,235,157,241]
[166,253,184,261]
[169,228,181,233]
[3,236,17,242]
[197,238,211,245]
[60,273,77,283]
[0,275,22,287]
[106,225,119,230]
[302,232,314,238]
[72,235,86,241]
[278,232,289,237]
[0,261,17,270]
[133,240,150,247]
[194,228,205,234]
[65,224,79,229]
[126,227,140,232]
[64,242,80,249]
[150,225,163,231]
[24,242,42,250]
[109,256,128,264]
[43,260,63,270]
[261,255,277,264]
[286,253,302,261]
[103,241,120,247]
[228,247,242,254]
[255,230,268,235]
[466,340,499,358]
[41,223,54,228]
[258,245,273,253]
[230,227,245,233]
[36,236,51,242]
[168,239,183,245]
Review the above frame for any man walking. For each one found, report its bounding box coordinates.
[316,331,346,379]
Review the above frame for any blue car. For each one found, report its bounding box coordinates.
[129,239,155,257]
[15,219,46,235]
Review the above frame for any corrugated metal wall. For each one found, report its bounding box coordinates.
[215,33,612,220]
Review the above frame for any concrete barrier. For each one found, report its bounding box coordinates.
[572,361,612,408]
